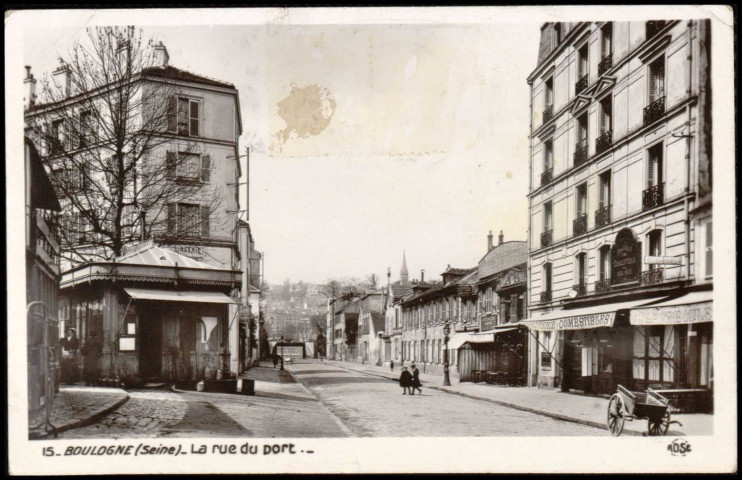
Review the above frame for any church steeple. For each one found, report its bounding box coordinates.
[400,250,409,286]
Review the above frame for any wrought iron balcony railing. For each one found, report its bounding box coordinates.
[543,104,554,123]
[598,53,613,75]
[541,167,553,186]
[573,283,587,297]
[595,278,611,294]
[573,139,588,167]
[643,96,666,126]
[540,290,552,303]
[540,229,553,248]
[641,268,664,286]
[646,20,667,39]
[642,183,664,211]
[595,204,611,228]
[575,74,589,95]
[595,130,613,155]
[573,213,588,236]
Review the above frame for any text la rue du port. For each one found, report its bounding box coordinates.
[42,442,312,457]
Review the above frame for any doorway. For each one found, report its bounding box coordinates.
[139,302,163,380]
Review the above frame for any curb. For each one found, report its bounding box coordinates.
[283,365,354,437]
[30,392,130,440]
[328,362,680,437]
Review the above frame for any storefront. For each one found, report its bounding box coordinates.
[452,326,527,384]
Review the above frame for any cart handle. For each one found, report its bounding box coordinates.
[617,384,636,400]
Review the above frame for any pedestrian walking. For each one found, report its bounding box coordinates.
[272,351,278,369]
[411,364,422,395]
[59,327,80,384]
[80,332,102,386]
[390,360,394,372]
[399,367,412,395]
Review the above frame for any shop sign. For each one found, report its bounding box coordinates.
[480,314,498,332]
[526,312,615,331]
[645,255,683,265]
[612,228,641,284]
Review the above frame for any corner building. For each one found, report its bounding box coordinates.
[523,20,712,412]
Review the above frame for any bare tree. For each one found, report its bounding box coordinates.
[26,26,224,266]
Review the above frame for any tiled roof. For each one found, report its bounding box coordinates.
[142,65,235,89]
[443,267,476,276]
[391,283,413,300]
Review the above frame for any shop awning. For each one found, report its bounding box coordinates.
[630,290,713,326]
[519,298,661,331]
[124,288,238,304]
[448,332,493,350]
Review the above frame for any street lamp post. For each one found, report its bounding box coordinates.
[443,323,451,386]
[280,337,285,371]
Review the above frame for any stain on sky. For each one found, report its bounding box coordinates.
[274,84,336,150]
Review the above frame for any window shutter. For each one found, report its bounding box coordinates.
[167,204,176,235]
[200,206,209,238]
[648,155,655,187]
[201,155,210,182]
[167,97,177,132]
[649,65,657,103]
[599,177,606,208]
[166,151,177,179]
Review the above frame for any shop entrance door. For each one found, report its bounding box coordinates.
[139,302,163,381]
[563,339,584,391]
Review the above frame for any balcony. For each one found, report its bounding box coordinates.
[646,21,668,39]
[573,214,588,236]
[643,96,666,126]
[598,53,613,75]
[543,104,554,123]
[573,283,587,297]
[595,205,611,228]
[595,130,613,155]
[540,167,554,187]
[540,290,552,303]
[642,183,664,211]
[573,139,588,167]
[595,278,611,294]
[641,268,664,286]
[540,230,553,248]
[575,74,589,95]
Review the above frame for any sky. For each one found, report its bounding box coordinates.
[22,15,541,285]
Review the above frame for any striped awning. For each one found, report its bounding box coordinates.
[630,291,713,326]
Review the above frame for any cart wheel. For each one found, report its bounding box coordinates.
[648,411,671,436]
[607,394,625,437]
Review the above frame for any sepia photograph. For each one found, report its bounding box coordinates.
[6,5,736,474]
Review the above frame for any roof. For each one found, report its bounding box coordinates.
[142,65,235,89]
[478,241,528,280]
[116,242,219,270]
[443,267,475,276]
[344,312,359,323]
[391,283,413,300]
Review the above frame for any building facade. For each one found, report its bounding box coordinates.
[524,20,712,411]
[24,42,254,381]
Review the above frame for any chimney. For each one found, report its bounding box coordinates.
[52,60,71,97]
[24,66,37,110]
[153,41,170,67]
[499,230,504,246]
[487,230,494,252]
[420,269,425,282]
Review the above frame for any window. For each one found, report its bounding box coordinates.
[166,151,211,183]
[50,119,64,154]
[599,246,611,281]
[543,201,553,232]
[633,326,676,384]
[599,171,612,209]
[648,56,666,104]
[578,44,589,79]
[576,183,587,217]
[542,139,554,185]
[78,110,93,148]
[648,230,663,271]
[599,96,613,135]
[77,210,93,244]
[602,23,613,57]
[704,221,713,279]
[167,203,209,238]
[553,23,562,45]
[169,97,201,137]
[576,253,587,287]
[647,143,663,188]
[544,77,553,109]
[543,263,553,293]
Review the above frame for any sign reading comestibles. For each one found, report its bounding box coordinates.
[526,312,615,331]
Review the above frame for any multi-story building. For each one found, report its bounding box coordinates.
[523,20,712,411]
[24,41,252,381]
[381,255,413,366]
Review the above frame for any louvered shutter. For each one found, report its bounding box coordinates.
[649,65,657,103]
[201,155,210,182]
[167,97,177,132]
[166,151,177,179]
[167,204,176,235]
[200,206,209,238]
[648,153,655,187]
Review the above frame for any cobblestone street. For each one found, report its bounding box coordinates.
[288,361,604,437]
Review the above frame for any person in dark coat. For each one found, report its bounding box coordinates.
[399,367,412,395]
[390,360,394,372]
[80,332,102,386]
[272,350,279,369]
[60,328,80,384]
[411,364,422,394]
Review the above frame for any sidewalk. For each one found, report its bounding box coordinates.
[327,361,713,437]
[29,386,129,439]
